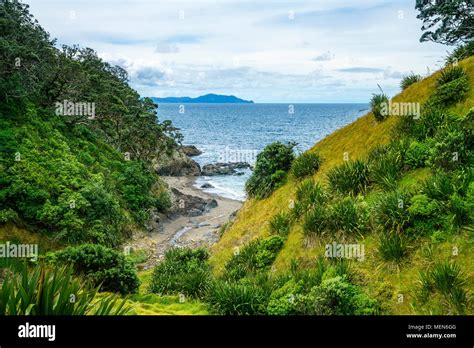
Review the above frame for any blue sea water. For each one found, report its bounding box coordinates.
[157,103,368,201]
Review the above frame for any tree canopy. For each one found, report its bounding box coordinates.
[415,0,474,45]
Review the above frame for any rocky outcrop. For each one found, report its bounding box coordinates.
[181,145,202,157]
[200,183,214,188]
[201,162,251,176]
[154,149,201,176]
[169,188,217,217]
[144,207,164,233]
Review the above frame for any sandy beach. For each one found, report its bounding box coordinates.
[126,176,242,268]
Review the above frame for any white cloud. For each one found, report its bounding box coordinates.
[27,0,448,102]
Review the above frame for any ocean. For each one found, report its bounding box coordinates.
[158,103,368,201]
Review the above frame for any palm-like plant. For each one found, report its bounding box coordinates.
[400,73,422,90]
[0,262,130,315]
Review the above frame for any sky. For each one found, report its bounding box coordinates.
[27,0,450,103]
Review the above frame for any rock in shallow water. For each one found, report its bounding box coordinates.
[180,145,203,157]
[201,162,252,176]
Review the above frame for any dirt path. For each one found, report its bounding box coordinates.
[125,176,242,269]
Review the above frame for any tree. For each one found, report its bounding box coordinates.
[415,0,474,45]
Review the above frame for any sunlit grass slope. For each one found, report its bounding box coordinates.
[210,57,474,314]
[125,270,209,315]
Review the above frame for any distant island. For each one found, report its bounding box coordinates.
[151,93,254,104]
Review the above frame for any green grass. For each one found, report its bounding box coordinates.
[209,56,474,315]
[124,270,209,315]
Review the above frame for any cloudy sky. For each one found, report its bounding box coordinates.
[28,0,449,103]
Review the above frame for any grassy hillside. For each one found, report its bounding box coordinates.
[210,57,474,314]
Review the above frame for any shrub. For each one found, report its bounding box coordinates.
[374,190,411,232]
[369,150,403,190]
[448,193,471,231]
[430,230,448,244]
[430,262,467,295]
[155,189,172,212]
[370,93,390,122]
[255,236,285,269]
[291,152,322,179]
[433,75,469,106]
[49,244,140,295]
[421,173,455,201]
[446,41,474,65]
[407,194,443,235]
[224,236,284,281]
[269,212,290,237]
[224,240,261,281]
[405,106,448,140]
[432,66,469,107]
[408,194,440,217]
[405,140,430,169]
[428,127,469,171]
[304,276,379,315]
[267,259,357,315]
[303,205,328,236]
[148,248,211,298]
[327,160,370,196]
[419,261,469,314]
[400,73,422,90]
[378,232,407,262]
[437,65,467,86]
[206,280,270,315]
[245,142,295,199]
[327,197,368,235]
[291,179,327,220]
[0,262,129,315]
[267,279,303,315]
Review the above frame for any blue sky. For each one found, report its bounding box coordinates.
[28,0,449,103]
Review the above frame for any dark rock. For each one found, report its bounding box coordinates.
[200,183,214,189]
[154,150,201,176]
[170,188,218,217]
[201,162,251,176]
[181,145,202,157]
[145,208,162,232]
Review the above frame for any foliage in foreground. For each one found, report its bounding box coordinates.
[48,244,140,295]
[418,261,471,314]
[148,248,212,299]
[0,262,130,315]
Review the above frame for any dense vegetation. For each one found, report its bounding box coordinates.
[0,1,178,247]
[0,0,472,316]
[148,247,379,315]
[48,244,140,294]
[211,57,474,314]
[245,141,295,199]
[0,1,176,314]
[0,261,130,315]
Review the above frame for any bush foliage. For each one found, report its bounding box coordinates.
[246,142,295,199]
[49,244,140,294]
